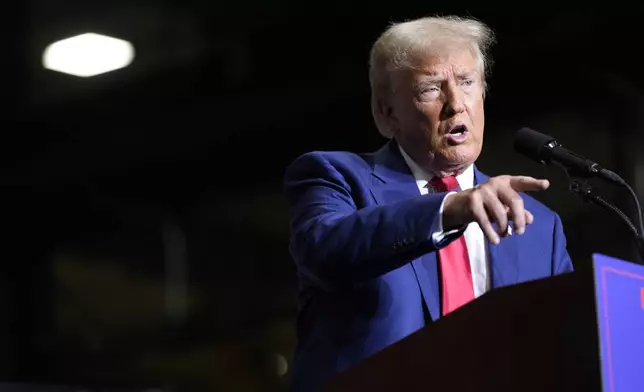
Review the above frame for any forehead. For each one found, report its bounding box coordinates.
[407,47,480,79]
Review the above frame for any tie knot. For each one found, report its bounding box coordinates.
[430,176,459,192]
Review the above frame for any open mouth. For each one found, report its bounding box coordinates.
[445,124,470,144]
[448,125,468,135]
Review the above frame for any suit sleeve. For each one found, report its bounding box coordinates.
[552,213,574,275]
[284,152,457,290]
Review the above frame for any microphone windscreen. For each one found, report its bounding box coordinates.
[514,127,555,163]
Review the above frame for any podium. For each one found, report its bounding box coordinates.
[326,254,644,392]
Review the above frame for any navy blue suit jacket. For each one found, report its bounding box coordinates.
[284,141,574,391]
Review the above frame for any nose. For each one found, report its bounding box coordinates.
[442,82,465,118]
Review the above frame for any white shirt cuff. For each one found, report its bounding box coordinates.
[431,191,463,245]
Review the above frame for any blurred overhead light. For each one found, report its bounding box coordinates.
[275,353,288,377]
[42,33,135,77]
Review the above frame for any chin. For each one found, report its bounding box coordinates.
[439,145,480,168]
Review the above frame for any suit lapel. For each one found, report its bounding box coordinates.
[370,142,421,202]
[474,168,520,288]
[371,141,441,321]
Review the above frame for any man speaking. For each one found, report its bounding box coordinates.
[284,15,574,391]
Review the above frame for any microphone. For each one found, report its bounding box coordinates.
[513,127,625,185]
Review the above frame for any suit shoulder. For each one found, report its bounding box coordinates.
[521,192,559,221]
[286,150,374,174]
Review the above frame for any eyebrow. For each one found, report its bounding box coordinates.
[419,76,445,84]
[456,72,478,79]
[417,72,479,85]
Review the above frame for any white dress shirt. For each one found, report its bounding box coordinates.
[399,146,491,298]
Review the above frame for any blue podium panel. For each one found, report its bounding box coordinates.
[593,254,644,392]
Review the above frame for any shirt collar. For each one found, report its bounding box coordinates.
[398,144,475,191]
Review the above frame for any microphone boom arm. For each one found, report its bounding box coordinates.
[569,179,644,264]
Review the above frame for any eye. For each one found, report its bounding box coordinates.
[417,85,440,100]
[461,79,474,87]
[421,86,439,93]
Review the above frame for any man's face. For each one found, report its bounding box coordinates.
[384,47,485,176]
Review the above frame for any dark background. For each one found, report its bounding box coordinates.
[6,2,644,390]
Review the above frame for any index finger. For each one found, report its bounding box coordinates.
[508,176,550,192]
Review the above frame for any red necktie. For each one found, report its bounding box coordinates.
[430,176,475,316]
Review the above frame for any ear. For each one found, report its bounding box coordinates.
[376,96,399,135]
